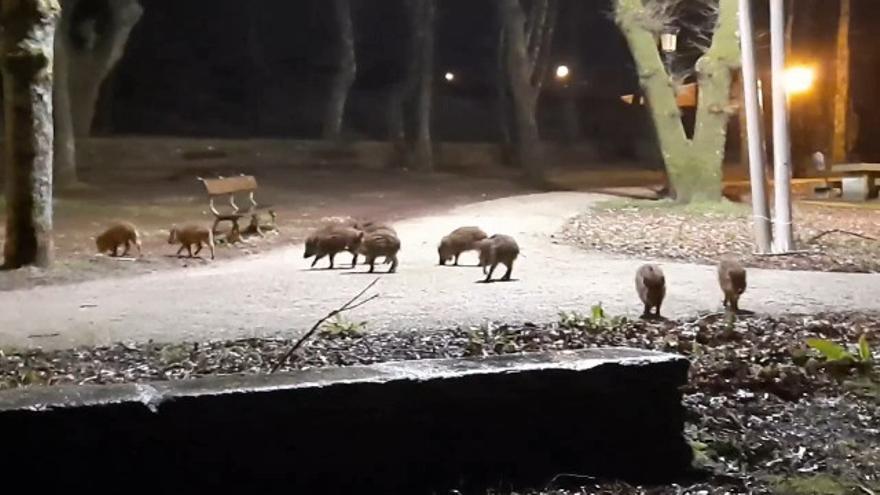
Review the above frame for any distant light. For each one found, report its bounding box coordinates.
[555,65,570,80]
[783,66,816,95]
[444,72,455,82]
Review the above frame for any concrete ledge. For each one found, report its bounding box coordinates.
[0,349,691,492]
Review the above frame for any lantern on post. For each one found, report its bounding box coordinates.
[659,26,680,54]
[658,26,679,74]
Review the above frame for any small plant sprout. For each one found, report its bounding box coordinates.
[319,315,368,339]
[557,303,626,335]
[806,334,874,377]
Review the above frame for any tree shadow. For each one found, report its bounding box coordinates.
[476,278,519,284]
[300,266,356,272]
[341,271,397,276]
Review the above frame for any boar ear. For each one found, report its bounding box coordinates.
[358,231,365,240]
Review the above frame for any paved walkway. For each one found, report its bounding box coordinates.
[1,192,877,350]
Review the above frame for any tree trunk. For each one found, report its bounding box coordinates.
[736,72,749,175]
[615,0,740,203]
[323,0,356,140]
[530,0,557,95]
[562,1,582,144]
[831,0,850,164]
[1,0,61,268]
[495,25,512,148]
[67,0,143,137]
[561,86,580,143]
[387,84,407,168]
[499,0,544,184]
[412,0,434,172]
[53,10,76,187]
[52,0,142,187]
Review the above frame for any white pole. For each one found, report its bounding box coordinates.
[739,0,772,254]
[770,0,794,253]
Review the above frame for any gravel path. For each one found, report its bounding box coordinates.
[1,192,878,350]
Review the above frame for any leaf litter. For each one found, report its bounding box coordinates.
[1,312,878,494]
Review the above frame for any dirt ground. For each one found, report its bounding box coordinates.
[0,161,530,290]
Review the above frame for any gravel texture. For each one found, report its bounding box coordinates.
[561,200,880,273]
[4,193,880,351]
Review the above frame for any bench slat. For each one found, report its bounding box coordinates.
[831,163,880,174]
[201,175,258,196]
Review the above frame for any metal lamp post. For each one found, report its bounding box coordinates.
[770,0,794,253]
[739,0,772,254]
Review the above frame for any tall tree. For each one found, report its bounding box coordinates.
[1,0,62,268]
[496,22,513,151]
[831,0,851,164]
[561,0,582,143]
[497,0,558,185]
[615,0,741,203]
[323,0,356,140]
[54,0,142,186]
[411,0,435,171]
[387,0,435,171]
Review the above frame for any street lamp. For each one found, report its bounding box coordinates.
[444,71,455,82]
[782,65,815,96]
[555,64,570,81]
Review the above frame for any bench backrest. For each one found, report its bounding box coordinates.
[200,175,258,196]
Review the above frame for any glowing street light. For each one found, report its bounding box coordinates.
[783,66,815,96]
[444,72,455,82]
[555,65,570,80]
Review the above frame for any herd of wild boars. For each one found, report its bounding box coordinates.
[635,256,748,318]
[94,211,278,260]
[95,221,220,260]
[94,215,748,316]
[307,219,748,312]
[303,220,403,273]
[303,221,521,281]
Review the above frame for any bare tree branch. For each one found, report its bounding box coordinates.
[271,278,381,373]
[808,229,877,244]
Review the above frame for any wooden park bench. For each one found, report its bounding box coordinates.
[198,174,260,236]
[831,163,880,201]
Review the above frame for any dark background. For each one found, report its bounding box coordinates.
[44,0,880,161]
[99,0,641,144]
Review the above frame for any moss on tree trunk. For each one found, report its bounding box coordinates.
[1,0,61,268]
[615,0,740,203]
